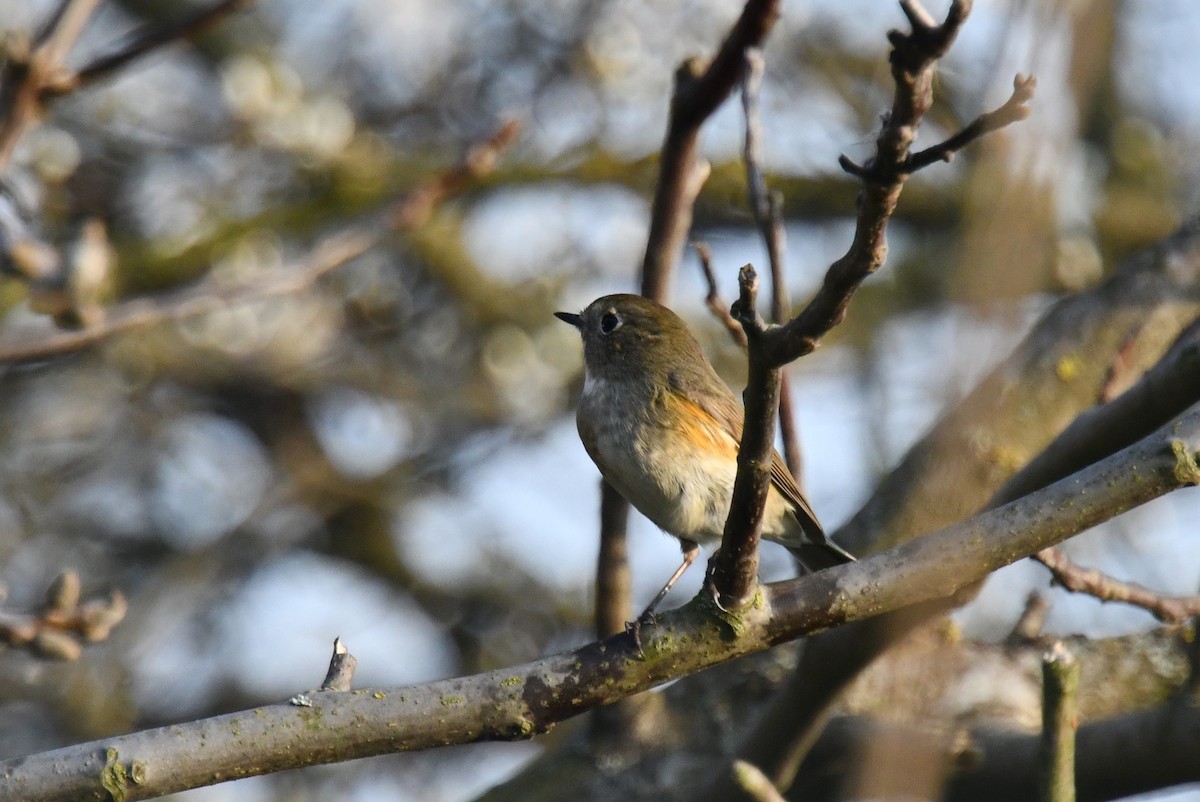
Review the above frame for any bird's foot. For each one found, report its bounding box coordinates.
[624,610,656,659]
[703,553,731,613]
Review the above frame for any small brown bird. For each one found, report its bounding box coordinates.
[557,294,853,610]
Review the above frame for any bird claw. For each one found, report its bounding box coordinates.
[625,610,657,659]
[705,576,731,613]
[703,555,731,613]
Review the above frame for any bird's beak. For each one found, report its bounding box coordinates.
[554,311,583,329]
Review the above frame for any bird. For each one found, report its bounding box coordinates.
[556,293,853,617]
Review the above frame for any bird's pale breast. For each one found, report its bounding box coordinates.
[577,375,798,546]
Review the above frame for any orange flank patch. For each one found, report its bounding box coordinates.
[658,392,739,459]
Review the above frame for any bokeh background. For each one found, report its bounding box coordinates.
[2,0,1199,799]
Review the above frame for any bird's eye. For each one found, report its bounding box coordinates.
[599,311,621,334]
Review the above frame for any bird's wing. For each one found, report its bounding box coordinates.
[667,369,825,537]
[768,451,825,536]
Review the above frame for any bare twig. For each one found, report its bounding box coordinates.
[767,196,804,481]
[597,1,783,740]
[595,0,781,744]
[1034,547,1200,625]
[641,0,781,297]
[0,0,253,168]
[764,192,789,325]
[35,0,101,67]
[765,0,1034,368]
[31,0,75,48]
[0,570,127,660]
[389,120,519,230]
[694,242,748,347]
[905,74,1037,173]
[740,48,803,480]
[1005,591,1051,645]
[65,0,256,91]
[741,49,771,226]
[1040,642,1079,802]
[589,481,667,749]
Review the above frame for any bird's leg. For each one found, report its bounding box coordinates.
[627,540,700,655]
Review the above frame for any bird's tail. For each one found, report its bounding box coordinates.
[789,537,855,573]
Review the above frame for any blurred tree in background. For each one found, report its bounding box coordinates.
[1,0,1199,800]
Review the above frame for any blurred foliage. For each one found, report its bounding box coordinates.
[1,0,1199,799]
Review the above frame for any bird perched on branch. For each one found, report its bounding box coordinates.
[557,293,853,615]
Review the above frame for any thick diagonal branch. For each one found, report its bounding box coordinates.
[4,404,1197,802]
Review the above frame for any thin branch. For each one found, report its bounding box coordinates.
[641,0,781,297]
[1005,591,1051,645]
[593,480,633,639]
[35,0,101,67]
[0,0,252,168]
[1034,547,1200,624]
[764,193,789,324]
[763,0,1034,368]
[388,120,519,230]
[31,0,75,48]
[600,0,778,747]
[62,0,257,91]
[741,48,771,225]
[602,0,781,739]
[905,74,1037,173]
[694,242,748,347]
[767,196,804,480]
[3,403,1197,800]
[701,5,1032,793]
[1040,642,1079,802]
[700,6,1032,792]
[740,48,804,481]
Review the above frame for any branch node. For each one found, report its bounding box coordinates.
[837,154,869,178]
[1170,439,1200,486]
[731,264,765,338]
[319,637,358,692]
